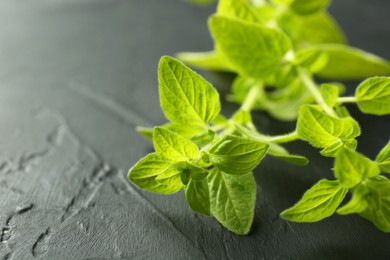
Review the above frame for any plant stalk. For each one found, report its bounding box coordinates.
[240,83,263,112]
[337,96,357,103]
[299,68,337,117]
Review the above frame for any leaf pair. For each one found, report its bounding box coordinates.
[282,145,390,232]
[297,105,360,156]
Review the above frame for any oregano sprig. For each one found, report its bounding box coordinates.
[129,0,390,235]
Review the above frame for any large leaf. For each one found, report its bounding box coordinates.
[208,168,256,235]
[208,135,269,175]
[209,15,292,78]
[158,56,220,125]
[355,77,390,115]
[128,153,183,194]
[297,105,360,149]
[153,127,199,162]
[338,176,390,233]
[376,141,390,173]
[334,148,380,188]
[281,179,348,222]
[316,45,390,80]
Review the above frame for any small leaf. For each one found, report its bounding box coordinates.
[191,130,216,147]
[153,127,199,162]
[184,162,209,181]
[229,76,258,104]
[320,83,339,107]
[337,184,369,215]
[128,153,183,194]
[376,141,390,173]
[209,15,292,78]
[158,56,220,125]
[278,11,346,48]
[316,45,390,80]
[359,176,390,232]
[295,47,329,73]
[319,140,343,157]
[232,110,253,125]
[334,147,380,188]
[208,168,256,235]
[217,0,261,23]
[296,11,346,46]
[268,143,309,166]
[281,179,348,222]
[261,78,313,121]
[155,162,182,182]
[297,105,360,149]
[208,135,269,175]
[355,77,390,115]
[290,0,330,15]
[185,178,211,216]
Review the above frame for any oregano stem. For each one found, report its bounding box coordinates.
[236,124,299,144]
[337,96,357,103]
[240,83,263,112]
[299,68,337,117]
[266,131,299,143]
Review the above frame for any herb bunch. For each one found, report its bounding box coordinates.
[128,0,390,235]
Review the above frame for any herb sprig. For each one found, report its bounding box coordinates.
[129,0,390,235]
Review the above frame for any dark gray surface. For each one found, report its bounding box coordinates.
[0,0,389,259]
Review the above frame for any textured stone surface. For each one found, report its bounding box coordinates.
[0,0,389,259]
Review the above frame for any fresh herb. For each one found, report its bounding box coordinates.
[129,0,390,235]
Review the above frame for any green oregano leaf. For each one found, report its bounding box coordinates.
[153,127,199,162]
[229,76,258,104]
[355,77,390,115]
[268,143,309,166]
[208,135,269,175]
[334,147,380,188]
[278,11,346,48]
[316,45,390,80]
[261,78,312,121]
[217,0,261,23]
[208,168,256,235]
[209,15,292,78]
[337,184,369,215]
[185,178,211,216]
[295,47,329,73]
[191,130,216,147]
[376,141,390,173]
[158,56,220,125]
[297,105,360,149]
[320,139,357,157]
[290,0,331,16]
[232,110,253,125]
[155,162,183,182]
[294,11,346,46]
[320,83,339,107]
[359,177,390,232]
[281,179,348,222]
[128,153,183,194]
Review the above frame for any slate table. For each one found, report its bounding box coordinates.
[0,0,389,259]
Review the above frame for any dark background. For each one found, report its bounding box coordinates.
[0,0,389,259]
